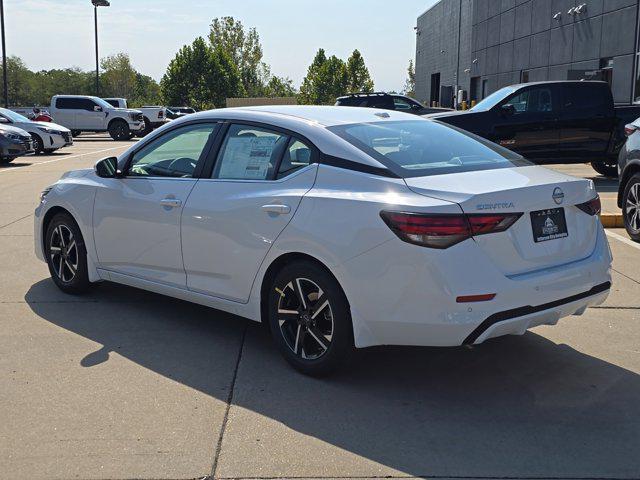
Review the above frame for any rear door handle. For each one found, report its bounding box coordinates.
[261,204,291,215]
[160,198,182,208]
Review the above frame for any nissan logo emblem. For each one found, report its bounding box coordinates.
[552,187,565,205]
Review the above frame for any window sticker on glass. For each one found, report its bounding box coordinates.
[218,135,277,180]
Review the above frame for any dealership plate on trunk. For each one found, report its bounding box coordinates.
[530,208,568,243]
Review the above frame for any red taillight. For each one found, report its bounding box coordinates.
[158,110,164,119]
[625,124,637,137]
[380,211,522,249]
[576,195,601,216]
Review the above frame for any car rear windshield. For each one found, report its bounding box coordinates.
[328,120,530,178]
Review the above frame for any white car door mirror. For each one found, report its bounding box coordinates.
[95,156,119,178]
[0,117,8,123]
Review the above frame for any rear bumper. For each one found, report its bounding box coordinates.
[463,281,610,345]
[335,223,612,348]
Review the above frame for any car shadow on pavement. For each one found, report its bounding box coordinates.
[25,278,640,478]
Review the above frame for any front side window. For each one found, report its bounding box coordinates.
[504,87,554,113]
[393,97,413,110]
[128,123,217,178]
[214,125,289,180]
[329,120,529,178]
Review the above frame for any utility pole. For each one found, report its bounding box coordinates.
[1,0,8,108]
[91,0,110,96]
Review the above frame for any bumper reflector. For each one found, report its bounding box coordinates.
[457,294,496,303]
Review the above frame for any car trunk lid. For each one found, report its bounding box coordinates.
[404,166,599,276]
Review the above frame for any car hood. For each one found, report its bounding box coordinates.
[25,121,71,132]
[0,124,30,136]
[114,108,142,114]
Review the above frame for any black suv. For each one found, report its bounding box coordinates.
[335,92,450,115]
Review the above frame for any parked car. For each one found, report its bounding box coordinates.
[103,98,169,136]
[169,106,196,115]
[617,118,640,242]
[425,81,640,178]
[336,92,452,115]
[10,106,52,121]
[0,124,35,164]
[0,107,72,155]
[35,106,612,375]
[49,95,145,140]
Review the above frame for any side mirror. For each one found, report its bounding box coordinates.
[94,105,103,112]
[501,104,516,116]
[0,117,8,123]
[95,156,119,178]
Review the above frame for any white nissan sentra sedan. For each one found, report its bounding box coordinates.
[34,106,612,375]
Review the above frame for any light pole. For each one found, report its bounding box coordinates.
[1,0,7,107]
[91,0,110,96]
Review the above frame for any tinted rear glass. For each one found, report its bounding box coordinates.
[328,120,530,178]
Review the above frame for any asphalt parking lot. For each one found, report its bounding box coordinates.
[1,135,639,480]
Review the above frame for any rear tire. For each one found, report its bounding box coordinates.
[267,260,353,376]
[591,159,618,178]
[108,120,130,141]
[44,213,91,294]
[622,174,640,243]
[44,148,57,155]
[0,156,13,164]
[31,133,44,154]
[71,130,81,138]
[138,117,153,137]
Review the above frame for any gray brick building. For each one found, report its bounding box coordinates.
[415,0,640,106]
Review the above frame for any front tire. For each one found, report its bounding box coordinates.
[268,261,353,376]
[71,130,81,138]
[622,174,640,242]
[591,159,618,178]
[44,213,91,294]
[31,133,44,154]
[108,120,131,141]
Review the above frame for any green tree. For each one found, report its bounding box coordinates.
[299,49,348,105]
[346,49,374,93]
[208,16,269,97]
[100,53,137,100]
[403,59,416,98]
[131,73,161,107]
[161,37,243,110]
[264,75,296,97]
[0,56,36,106]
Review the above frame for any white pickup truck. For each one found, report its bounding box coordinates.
[103,98,169,136]
[49,95,145,140]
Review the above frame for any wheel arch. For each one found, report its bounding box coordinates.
[619,161,640,208]
[42,206,75,253]
[259,252,350,326]
[107,117,128,129]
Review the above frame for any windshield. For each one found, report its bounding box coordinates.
[0,108,30,123]
[328,120,530,178]
[92,97,115,110]
[470,86,519,112]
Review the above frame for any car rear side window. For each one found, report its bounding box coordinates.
[56,98,84,109]
[328,120,530,178]
[277,139,313,179]
[213,125,289,180]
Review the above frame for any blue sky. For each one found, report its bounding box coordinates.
[8,0,437,92]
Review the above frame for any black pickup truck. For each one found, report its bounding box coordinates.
[425,81,640,177]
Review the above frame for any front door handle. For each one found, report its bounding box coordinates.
[261,204,291,215]
[160,197,182,208]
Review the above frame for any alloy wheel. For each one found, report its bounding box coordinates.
[626,183,640,232]
[49,224,79,283]
[276,278,334,360]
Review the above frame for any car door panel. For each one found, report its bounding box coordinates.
[181,166,317,302]
[93,178,197,286]
[92,122,219,286]
[491,86,561,162]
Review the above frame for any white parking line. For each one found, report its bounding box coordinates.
[606,229,640,251]
[0,145,129,175]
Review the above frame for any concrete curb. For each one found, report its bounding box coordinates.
[600,213,624,228]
